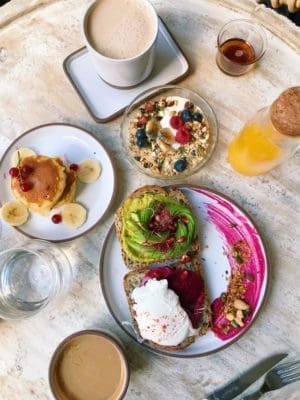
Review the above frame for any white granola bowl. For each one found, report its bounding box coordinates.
[120,85,218,181]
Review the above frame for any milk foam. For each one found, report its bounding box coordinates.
[87,0,157,60]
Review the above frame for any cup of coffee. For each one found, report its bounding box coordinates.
[82,0,158,88]
[49,330,130,400]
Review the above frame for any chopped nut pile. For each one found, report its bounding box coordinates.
[220,270,250,331]
[220,240,254,334]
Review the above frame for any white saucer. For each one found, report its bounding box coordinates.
[63,18,189,122]
[0,123,116,242]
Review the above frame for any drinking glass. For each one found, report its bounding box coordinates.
[0,239,72,319]
[216,19,267,76]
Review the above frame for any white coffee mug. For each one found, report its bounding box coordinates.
[82,0,158,88]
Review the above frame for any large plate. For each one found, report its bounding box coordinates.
[100,185,269,358]
[0,123,116,242]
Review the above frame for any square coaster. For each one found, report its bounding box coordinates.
[63,18,190,122]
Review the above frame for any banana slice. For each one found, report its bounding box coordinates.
[1,201,29,226]
[11,147,36,166]
[61,203,87,229]
[77,159,101,183]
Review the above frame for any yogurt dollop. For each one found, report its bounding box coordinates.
[131,279,197,346]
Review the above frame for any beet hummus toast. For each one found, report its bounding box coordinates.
[124,258,211,351]
[115,185,200,270]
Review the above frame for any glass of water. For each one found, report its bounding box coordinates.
[0,240,72,319]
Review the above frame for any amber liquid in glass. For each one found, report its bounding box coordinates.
[220,38,256,64]
[217,38,256,75]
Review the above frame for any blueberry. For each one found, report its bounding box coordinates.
[174,159,187,172]
[136,128,147,139]
[181,109,192,122]
[193,112,203,122]
[136,136,148,148]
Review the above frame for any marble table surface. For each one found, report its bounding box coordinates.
[0,0,299,399]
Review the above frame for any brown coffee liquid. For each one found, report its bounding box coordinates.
[219,38,256,65]
[87,0,156,59]
[52,334,127,400]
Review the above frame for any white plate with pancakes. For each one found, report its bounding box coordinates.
[0,123,116,241]
[100,185,269,358]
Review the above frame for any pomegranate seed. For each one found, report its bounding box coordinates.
[20,182,33,192]
[145,102,154,112]
[52,214,62,224]
[165,237,175,245]
[21,165,33,177]
[9,167,19,177]
[169,223,177,232]
[181,254,192,264]
[137,116,148,126]
[184,101,194,109]
[69,163,79,171]
[181,216,188,224]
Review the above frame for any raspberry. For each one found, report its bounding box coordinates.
[175,126,192,144]
[170,115,184,129]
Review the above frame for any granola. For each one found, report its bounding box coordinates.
[127,96,210,177]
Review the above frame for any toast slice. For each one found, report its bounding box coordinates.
[123,258,211,352]
[115,185,200,270]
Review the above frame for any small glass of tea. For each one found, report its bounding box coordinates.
[216,19,267,76]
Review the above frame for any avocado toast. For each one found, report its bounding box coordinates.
[115,185,200,270]
[123,258,211,351]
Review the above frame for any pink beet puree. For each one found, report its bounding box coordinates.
[142,267,205,328]
[192,188,267,340]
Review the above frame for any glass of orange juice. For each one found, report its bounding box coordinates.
[228,87,300,176]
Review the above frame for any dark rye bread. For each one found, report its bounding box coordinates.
[115,185,200,270]
[123,258,211,352]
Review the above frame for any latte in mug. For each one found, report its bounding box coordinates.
[87,0,158,60]
[83,0,158,87]
[49,330,129,400]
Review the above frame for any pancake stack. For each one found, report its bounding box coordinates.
[11,155,76,216]
[0,147,101,228]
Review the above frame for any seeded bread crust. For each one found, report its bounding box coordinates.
[123,258,211,352]
[115,185,200,271]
